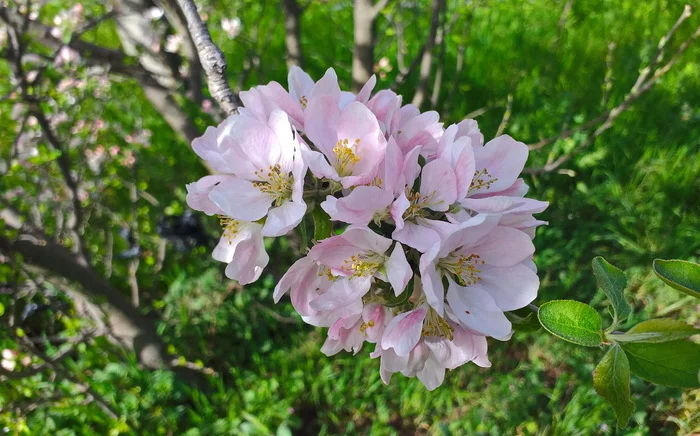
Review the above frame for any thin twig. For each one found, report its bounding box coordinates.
[176,0,240,115]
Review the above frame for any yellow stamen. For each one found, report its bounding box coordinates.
[343,253,383,277]
[219,216,240,244]
[299,96,308,109]
[359,320,375,335]
[332,138,361,176]
[422,308,454,340]
[253,163,294,206]
[438,252,484,286]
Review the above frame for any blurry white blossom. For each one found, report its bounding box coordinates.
[221,17,242,39]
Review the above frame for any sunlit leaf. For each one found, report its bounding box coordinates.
[652,259,700,299]
[538,300,603,347]
[593,345,634,428]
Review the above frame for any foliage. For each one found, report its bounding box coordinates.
[1,0,699,434]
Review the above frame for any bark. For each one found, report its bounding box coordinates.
[177,0,241,115]
[411,0,444,108]
[281,0,304,68]
[0,208,169,370]
[352,0,376,92]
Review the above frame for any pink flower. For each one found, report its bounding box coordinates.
[418,215,538,339]
[193,110,307,237]
[186,176,269,285]
[376,305,490,390]
[303,76,387,188]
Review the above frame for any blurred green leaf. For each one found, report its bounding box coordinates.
[592,256,630,322]
[312,207,332,241]
[610,318,697,343]
[652,259,700,299]
[506,308,541,332]
[593,345,634,428]
[620,340,700,388]
[538,300,602,347]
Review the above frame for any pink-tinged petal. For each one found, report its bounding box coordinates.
[381,307,427,356]
[186,175,230,215]
[419,245,446,314]
[461,196,520,214]
[192,124,235,173]
[307,234,362,272]
[471,335,491,367]
[267,109,296,173]
[288,66,315,105]
[454,144,476,200]
[401,342,429,376]
[309,276,372,311]
[335,102,387,187]
[218,114,283,180]
[310,68,341,100]
[455,118,483,148]
[301,145,340,181]
[479,263,539,311]
[402,145,423,189]
[341,226,393,254]
[304,95,342,156]
[321,186,393,225]
[472,135,528,194]
[367,90,402,136]
[339,91,356,109]
[420,159,457,212]
[209,177,271,221]
[489,178,529,197]
[396,109,442,155]
[392,221,441,253]
[328,314,362,339]
[362,303,386,342]
[385,242,412,296]
[390,193,410,230]
[355,74,376,104]
[378,347,409,385]
[473,226,534,267]
[446,279,511,340]
[263,200,306,237]
[416,355,446,391]
[274,256,314,302]
[441,324,479,369]
[216,223,268,285]
[380,137,403,195]
[441,214,499,256]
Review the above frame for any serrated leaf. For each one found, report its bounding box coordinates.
[592,256,630,322]
[594,345,634,428]
[620,340,700,388]
[610,318,697,343]
[653,259,700,299]
[312,207,332,241]
[538,300,603,347]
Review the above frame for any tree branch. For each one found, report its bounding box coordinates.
[352,0,377,91]
[176,0,241,115]
[527,4,697,169]
[411,0,444,107]
[281,0,304,68]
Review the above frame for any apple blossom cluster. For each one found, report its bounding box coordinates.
[186,67,548,390]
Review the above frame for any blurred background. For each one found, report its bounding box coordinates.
[0,0,698,434]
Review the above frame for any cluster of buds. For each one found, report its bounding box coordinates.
[186,67,548,389]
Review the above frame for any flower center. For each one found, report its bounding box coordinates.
[422,308,454,340]
[343,252,383,277]
[438,252,484,286]
[332,138,361,177]
[219,216,241,243]
[402,189,437,221]
[253,164,294,206]
[469,168,498,193]
[359,320,375,336]
[299,96,308,109]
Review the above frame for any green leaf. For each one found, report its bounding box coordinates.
[620,340,700,388]
[0,302,4,317]
[593,345,634,428]
[653,259,700,299]
[538,300,603,347]
[592,256,630,322]
[312,207,332,241]
[505,308,541,332]
[610,318,697,343]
